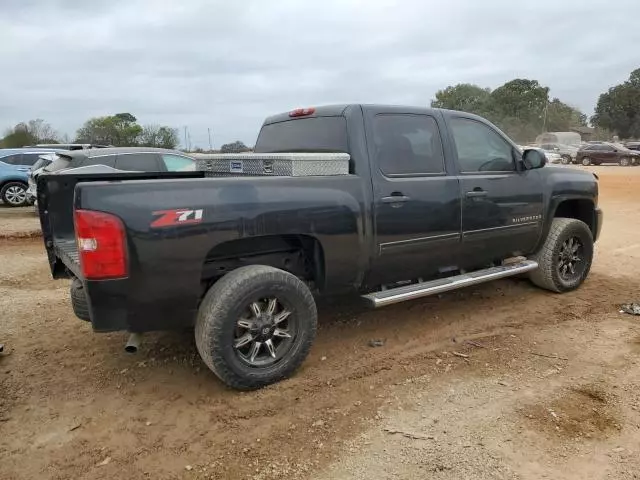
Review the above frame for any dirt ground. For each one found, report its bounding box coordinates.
[2,166,640,480]
[0,206,41,239]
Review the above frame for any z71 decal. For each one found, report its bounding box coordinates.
[151,209,203,228]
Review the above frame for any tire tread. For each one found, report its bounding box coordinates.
[195,265,317,390]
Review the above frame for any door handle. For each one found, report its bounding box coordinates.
[465,190,488,198]
[381,194,410,204]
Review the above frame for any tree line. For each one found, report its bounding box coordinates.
[0,113,180,149]
[431,67,640,142]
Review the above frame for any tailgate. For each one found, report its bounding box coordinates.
[37,170,204,279]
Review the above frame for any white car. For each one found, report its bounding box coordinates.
[518,146,562,165]
[26,153,58,204]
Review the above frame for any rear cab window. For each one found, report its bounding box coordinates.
[254,117,349,154]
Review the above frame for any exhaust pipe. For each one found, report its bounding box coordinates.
[125,333,142,354]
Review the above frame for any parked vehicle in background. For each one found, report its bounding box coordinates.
[519,146,562,164]
[26,154,57,204]
[576,142,640,166]
[538,143,578,165]
[625,141,640,152]
[535,132,582,148]
[40,147,196,176]
[37,104,602,390]
[0,148,63,206]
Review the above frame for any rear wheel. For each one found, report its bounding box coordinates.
[619,157,631,167]
[195,265,317,390]
[70,278,90,321]
[580,157,592,166]
[529,218,593,293]
[1,182,29,207]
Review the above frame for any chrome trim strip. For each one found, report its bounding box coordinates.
[464,221,539,235]
[379,232,461,253]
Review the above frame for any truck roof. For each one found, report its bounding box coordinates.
[263,104,473,126]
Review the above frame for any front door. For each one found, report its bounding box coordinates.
[365,110,461,287]
[446,115,544,267]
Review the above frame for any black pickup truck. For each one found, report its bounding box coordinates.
[37,104,602,390]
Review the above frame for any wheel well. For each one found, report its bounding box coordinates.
[0,179,28,189]
[554,199,596,236]
[201,234,325,289]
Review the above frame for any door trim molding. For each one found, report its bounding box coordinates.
[463,221,539,238]
[380,232,460,254]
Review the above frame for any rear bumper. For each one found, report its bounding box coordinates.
[594,207,603,242]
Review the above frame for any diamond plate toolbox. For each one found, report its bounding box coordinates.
[193,153,350,177]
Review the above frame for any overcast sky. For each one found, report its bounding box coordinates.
[2,0,639,148]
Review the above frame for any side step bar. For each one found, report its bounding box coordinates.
[362,260,538,308]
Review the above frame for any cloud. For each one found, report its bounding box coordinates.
[1,0,638,147]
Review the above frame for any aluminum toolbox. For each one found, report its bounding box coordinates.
[193,153,350,177]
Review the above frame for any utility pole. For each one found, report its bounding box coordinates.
[541,101,549,134]
[208,128,213,152]
[183,126,188,151]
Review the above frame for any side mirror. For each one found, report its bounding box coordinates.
[522,149,547,169]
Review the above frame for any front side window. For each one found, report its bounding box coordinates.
[162,154,195,171]
[373,114,445,175]
[450,117,515,172]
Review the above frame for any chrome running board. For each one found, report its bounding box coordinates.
[362,260,538,308]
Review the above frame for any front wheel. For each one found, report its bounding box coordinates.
[581,157,592,166]
[619,157,631,167]
[529,218,594,293]
[195,265,317,390]
[1,182,29,207]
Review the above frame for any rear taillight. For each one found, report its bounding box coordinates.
[74,209,128,280]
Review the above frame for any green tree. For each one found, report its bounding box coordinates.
[220,140,250,153]
[1,119,58,147]
[592,68,640,138]
[75,113,142,146]
[139,124,180,149]
[431,84,492,116]
[545,99,587,132]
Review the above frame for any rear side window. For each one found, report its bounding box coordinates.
[0,154,22,165]
[21,153,42,166]
[255,117,349,153]
[82,155,116,168]
[162,154,195,171]
[115,153,161,171]
[373,114,445,175]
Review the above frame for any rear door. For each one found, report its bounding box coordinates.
[445,114,544,267]
[364,108,461,286]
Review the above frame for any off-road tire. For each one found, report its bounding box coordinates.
[70,278,90,321]
[195,265,317,390]
[529,218,593,293]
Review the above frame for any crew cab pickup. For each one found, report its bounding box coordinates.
[37,105,603,390]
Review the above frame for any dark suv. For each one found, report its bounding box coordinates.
[576,143,640,166]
